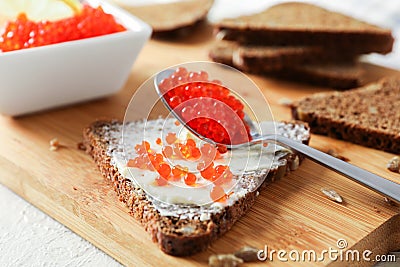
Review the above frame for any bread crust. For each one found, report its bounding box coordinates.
[83,120,309,256]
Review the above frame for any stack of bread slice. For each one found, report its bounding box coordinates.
[210,2,394,89]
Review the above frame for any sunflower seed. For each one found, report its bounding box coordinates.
[384,197,398,206]
[327,149,349,162]
[278,97,293,106]
[290,155,300,171]
[387,156,399,173]
[209,254,243,267]
[234,246,259,262]
[49,138,60,151]
[49,138,59,147]
[321,188,343,203]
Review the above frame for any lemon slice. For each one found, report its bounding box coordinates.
[0,0,82,22]
[62,0,82,14]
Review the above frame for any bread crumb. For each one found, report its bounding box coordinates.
[77,142,86,151]
[209,254,243,267]
[373,206,381,213]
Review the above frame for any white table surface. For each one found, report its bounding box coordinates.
[1,1,399,266]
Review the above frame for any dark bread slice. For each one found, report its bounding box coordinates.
[82,119,310,256]
[210,41,357,71]
[291,76,400,154]
[109,0,213,32]
[209,41,364,89]
[214,2,394,54]
[208,41,238,66]
[275,64,364,90]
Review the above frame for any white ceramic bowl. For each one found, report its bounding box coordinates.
[0,0,152,116]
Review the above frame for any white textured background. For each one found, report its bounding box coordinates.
[1,1,399,266]
[0,185,121,266]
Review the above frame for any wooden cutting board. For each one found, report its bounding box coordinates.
[0,24,399,267]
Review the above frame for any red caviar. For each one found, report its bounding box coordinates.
[158,68,251,147]
[157,163,171,179]
[210,185,227,202]
[127,132,234,201]
[0,5,126,52]
[162,146,173,158]
[156,138,162,145]
[172,165,188,179]
[184,173,197,186]
[165,132,177,145]
[200,162,215,180]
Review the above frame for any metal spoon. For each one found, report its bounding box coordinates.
[155,69,400,204]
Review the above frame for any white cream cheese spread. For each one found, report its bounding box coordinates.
[113,118,280,205]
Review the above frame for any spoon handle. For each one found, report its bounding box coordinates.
[271,135,400,204]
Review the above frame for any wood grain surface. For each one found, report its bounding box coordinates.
[0,23,399,266]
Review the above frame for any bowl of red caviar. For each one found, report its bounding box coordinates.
[0,0,151,116]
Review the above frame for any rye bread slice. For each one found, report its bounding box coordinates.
[209,41,364,89]
[214,2,394,54]
[209,41,357,71]
[275,63,364,90]
[108,0,213,32]
[82,119,310,256]
[291,76,400,154]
